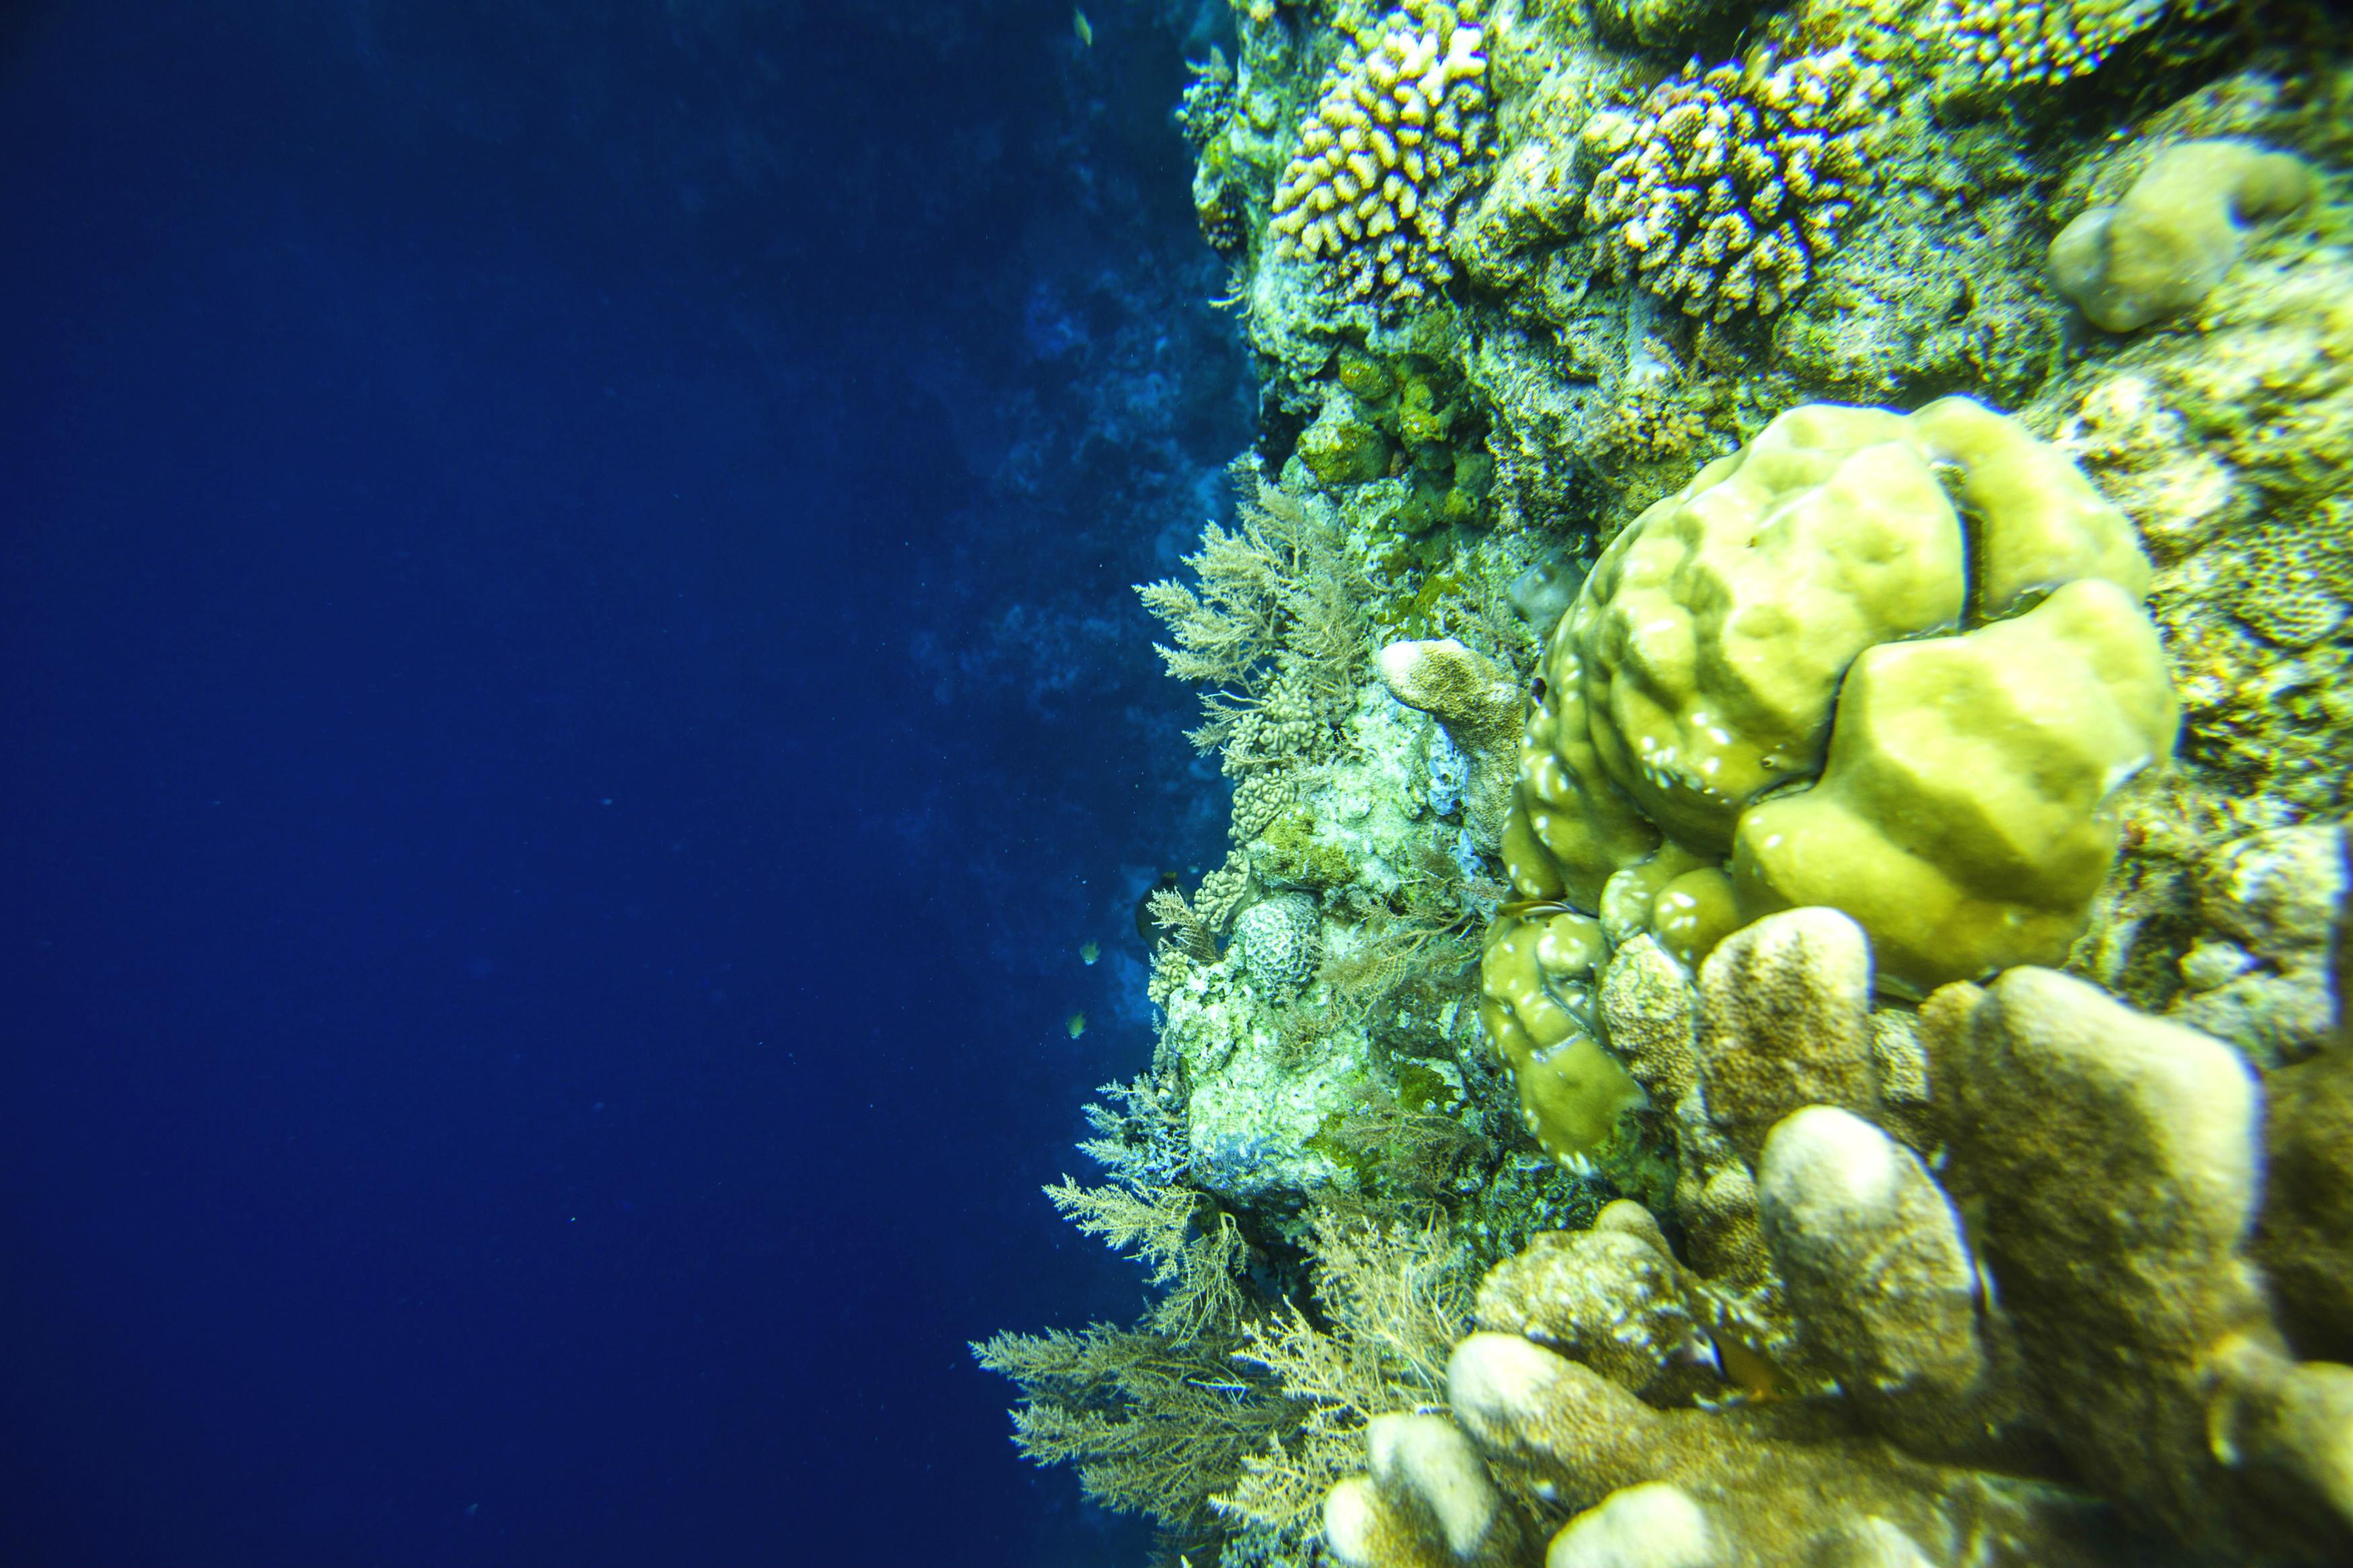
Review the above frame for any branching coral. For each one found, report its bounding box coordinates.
[1927,0,2238,93]
[1583,48,1883,323]
[1270,0,1494,311]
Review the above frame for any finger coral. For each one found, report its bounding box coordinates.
[1270,0,1493,311]
[1582,48,1883,323]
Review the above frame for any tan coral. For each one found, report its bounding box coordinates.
[1378,637,1523,846]
[1270,0,1494,311]
[1333,921,2353,1567]
[2050,138,2315,333]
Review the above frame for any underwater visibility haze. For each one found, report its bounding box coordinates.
[5,0,2353,1566]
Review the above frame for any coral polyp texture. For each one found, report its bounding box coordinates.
[1583,48,1882,323]
[1270,0,1492,310]
[1234,891,1324,989]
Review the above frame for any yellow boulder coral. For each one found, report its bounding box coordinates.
[1494,395,2175,999]
[2051,138,2315,333]
[1477,907,1645,1165]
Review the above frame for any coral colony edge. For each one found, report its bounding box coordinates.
[978,1,2353,1565]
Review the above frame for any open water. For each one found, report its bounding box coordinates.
[0,2,1246,1562]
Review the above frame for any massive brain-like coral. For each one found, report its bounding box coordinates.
[1583,47,1882,323]
[1482,396,2178,1167]
[1271,0,1493,310]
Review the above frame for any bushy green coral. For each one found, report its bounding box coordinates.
[1496,395,2176,997]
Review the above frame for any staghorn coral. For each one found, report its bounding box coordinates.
[1326,916,2353,1568]
[1270,0,1494,311]
[1583,48,1884,324]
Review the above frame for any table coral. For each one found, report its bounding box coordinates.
[1270,0,1494,311]
[1582,47,1883,323]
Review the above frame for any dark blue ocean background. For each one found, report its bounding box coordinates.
[0,2,1248,1562]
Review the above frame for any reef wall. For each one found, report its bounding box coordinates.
[982,1,2353,1563]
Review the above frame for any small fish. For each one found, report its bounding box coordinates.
[1066,1012,1088,1039]
[1079,940,1101,966]
[1072,7,1092,46]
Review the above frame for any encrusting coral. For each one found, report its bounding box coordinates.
[1328,911,2353,1568]
[1582,48,1884,323]
[2051,138,2317,331]
[1271,0,1494,311]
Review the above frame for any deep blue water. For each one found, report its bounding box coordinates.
[0,3,1246,1563]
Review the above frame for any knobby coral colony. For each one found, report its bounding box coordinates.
[1271,0,1494,308]
[1585,47,1882,322]
[981,0,2353,1563]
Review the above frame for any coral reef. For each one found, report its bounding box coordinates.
[1583,48,1884,323]
[2052,138,2316,331]
[984,6,2353,1565]
[1271,0,1495,311]
[1328,915,2353,1567]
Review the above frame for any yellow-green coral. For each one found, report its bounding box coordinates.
[1582,48,1883,323]
[2051,138,2316,333]
[1477,906,1646,1167]
[1496,395,2176,997]
[1929,0,2237,92]
[1270,0,1493,309]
